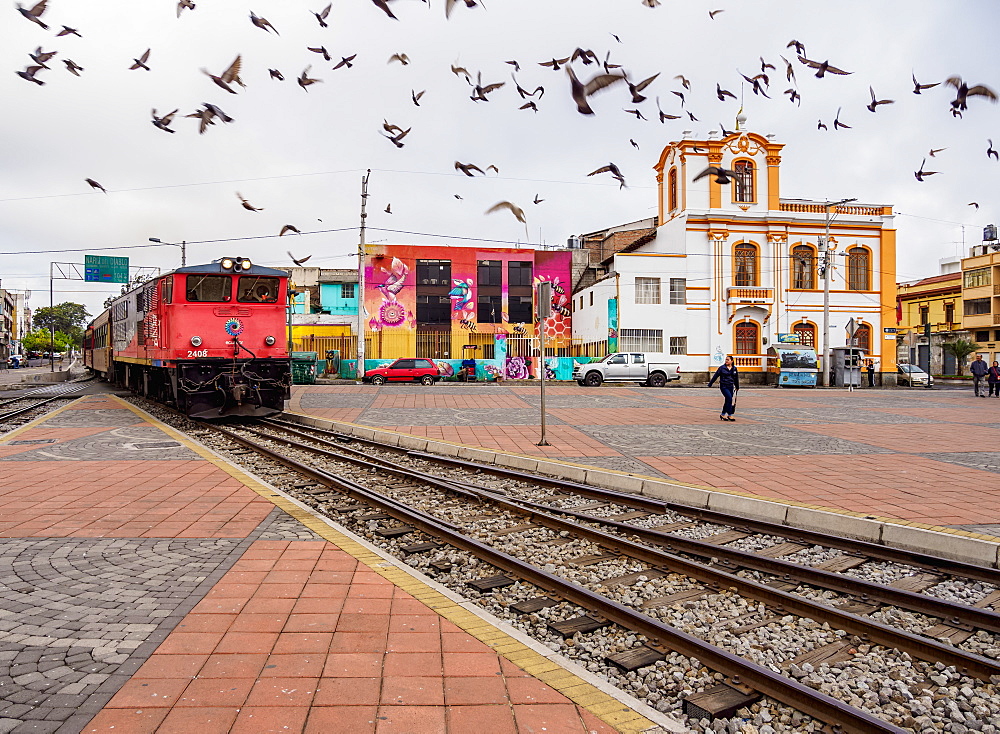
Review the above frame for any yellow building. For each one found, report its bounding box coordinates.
[961,246,1000,364]
[896,271,963,374]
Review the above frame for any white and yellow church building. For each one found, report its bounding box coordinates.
[571,127,898,382]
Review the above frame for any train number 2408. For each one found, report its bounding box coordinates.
[186,349,209,358]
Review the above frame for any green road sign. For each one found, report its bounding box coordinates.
[85,255,129,283]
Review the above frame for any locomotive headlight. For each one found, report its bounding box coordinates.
[190,336,203,347]
[239,258,252,270]
[264,336,276,346]
[220,258,234,270]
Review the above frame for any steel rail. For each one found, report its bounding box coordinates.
[0,396,66,423]
[265,419,1000,637]
[218,424,906,734]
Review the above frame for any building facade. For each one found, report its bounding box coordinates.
[959,240,1000,365]
[896,271,964,374]
[571,129,898,382]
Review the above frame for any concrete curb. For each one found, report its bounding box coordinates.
[288,412,1000,570]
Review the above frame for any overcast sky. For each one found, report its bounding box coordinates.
[2,0,997,320]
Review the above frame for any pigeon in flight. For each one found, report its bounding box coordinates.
[250,11,278,33]
[455,161,485,176]
[85,178,107,193]
[176,0,195,17]
[203,56,244,93]
[333,55,357,70]
[911,72,939,94]
[312,3,332,27]
[237,192,264,211]
[280,225,301,236]
[130,49,151,71]
[866,86,893,112]
[693,166,739,184]
[485,201,526,223]
[587,163,626,189]
[16,65,45,85]
[63,59,84,76]
[946,76,997,111]
[914,159,939,182]
[16,1,48,29]
[56,25,81,37]
[567,66,626,115]
[797,56,851,78]
[151,108,178,133]
[298,65,322,90]
[288,251,311,265]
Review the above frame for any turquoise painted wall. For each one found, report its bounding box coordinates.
[319,283,359,316]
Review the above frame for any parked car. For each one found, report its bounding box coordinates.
[898,364,934,386]
[572,352,681,387]
[363,358,440,386]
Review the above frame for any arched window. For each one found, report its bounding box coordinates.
[735,321,759,355]
[847,247,871,291]
[793,322,816,347]
[668,167,678,212]
[854,324,871,353]
[734,243,758,287]
[791,245,815,290]
[733,160,754,203]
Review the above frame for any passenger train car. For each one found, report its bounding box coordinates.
[84,257,291,418]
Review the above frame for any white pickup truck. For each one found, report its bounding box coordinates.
[573,352,681,387]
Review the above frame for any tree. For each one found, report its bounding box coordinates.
[32,302,90,348]
[21,329,72,353]
[943,338,980,374]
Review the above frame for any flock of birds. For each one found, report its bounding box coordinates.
[12,0,999,238]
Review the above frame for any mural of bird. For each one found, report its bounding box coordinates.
[377,257,408,298]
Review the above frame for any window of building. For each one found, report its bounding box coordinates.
[976,330,991,342]
[965,298,991,316]
[186,274,231,302]
[589,291,593,307]
[237,277,280,303]
[508,261,532,286]
[477,294,503,323]
[847,247,871,291]
[919,306,929,325]
[635,277,661,304]
[964,267,991,289]
[619,328,663,352]
[477,260,502,286]
[733,160,754,203]
[791,245,815,289]
[669,336,687,355]
[944,303,955,324]
[734,244,758,287]
[669,278,686,304]
[734,321,759,355]
[793,322,816,347]
[341,283,355,299]
[416,259,451,285]
[509,295,533,323]
[854,324,871,353]
[669,167,678,212]
[416,294,452,323]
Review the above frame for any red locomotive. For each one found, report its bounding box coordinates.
[84,257,291,418]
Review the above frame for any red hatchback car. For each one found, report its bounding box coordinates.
[363,358,440,386]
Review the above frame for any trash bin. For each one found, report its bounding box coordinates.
[291,351,318,385]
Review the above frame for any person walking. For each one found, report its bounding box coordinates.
[971,354,989,397]
[866,360,875,388]
[708,355,740,421]
[989,361,1000,397]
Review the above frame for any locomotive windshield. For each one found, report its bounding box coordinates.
[237,276,280,303]
[186,275,232,302]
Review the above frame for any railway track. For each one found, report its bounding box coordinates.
[141,401,1000,733]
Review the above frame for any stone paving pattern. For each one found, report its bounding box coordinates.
[294,384,1000,529]
[1,394,623,733]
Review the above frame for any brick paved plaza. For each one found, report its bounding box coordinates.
[292,384,1000,534]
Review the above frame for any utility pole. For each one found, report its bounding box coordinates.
[821,198,856,387]
[536,281,552,446]
[357,170,370,382]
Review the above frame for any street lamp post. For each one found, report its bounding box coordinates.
[148,238,186,267]
[820,198,857,387]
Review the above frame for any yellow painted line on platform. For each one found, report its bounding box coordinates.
[0,395,88,443]
[111,395,661,734]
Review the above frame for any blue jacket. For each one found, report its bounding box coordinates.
[709,364,740,391]
[971,359,989,377]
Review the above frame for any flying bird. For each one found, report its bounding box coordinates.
[671,90,686,107]
[411,89,425,105]
[655,97,681,121]
[297,65,322,90]
[371,0,398,19]
[641,0,661,6]
[279,225,301,236]
[486,165,499,174]
[928,148,946,157]
[445,0,477,18]
[539,56,571,71]
[30,47,57,68]
[505,60,520,72]
[185,103,233,134]
[176,0,195,17]
[312,3,332,27]
[693,166,738,184]
[567,66,626,115]
[833,107,851,129]
[129,49,151,71]
[56,25,81,37]
[308,46,331,61]
[85,178,106,193]
[269,68,284,80]
[716,83,736,101]
[969,202,980,209]
[63,58,84,76]
[451,63,470,80]
[630,139,639,149]
[387,53,410,65]
[624,108,646,120]
[988,139,998,161]
[485,201,526,223]
[333,55,357,69]
[784,88,801,105]
[15,65,45,85]
[779,55,795,82]
[708,8,724,18]
[587,163,626,188]
[513,77,544,99]
[237,192,263,211]
[797,56,851,78]
[674,74,691,90]
[384,204,392,214]
[571,48,599,65]
[866,86,893,112]
[911,72,939,94]
[151,108,178,133]
[469,72,505,102]
[250,11,278,33]
[817,119,827,131]
[945,76,997,111]
[533,194,544,204]
[203,55,244,93]
[786,39,806,56]
[455,161,485,176]
[625,72,659,103]
[519,101,538,112]
[686,110,699,122]
[740,72,770,97]
[382,125,410,147]
[287,251,311,265]
[454,194,463,199]
[914,159,939,181]
[16,0,48,29]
